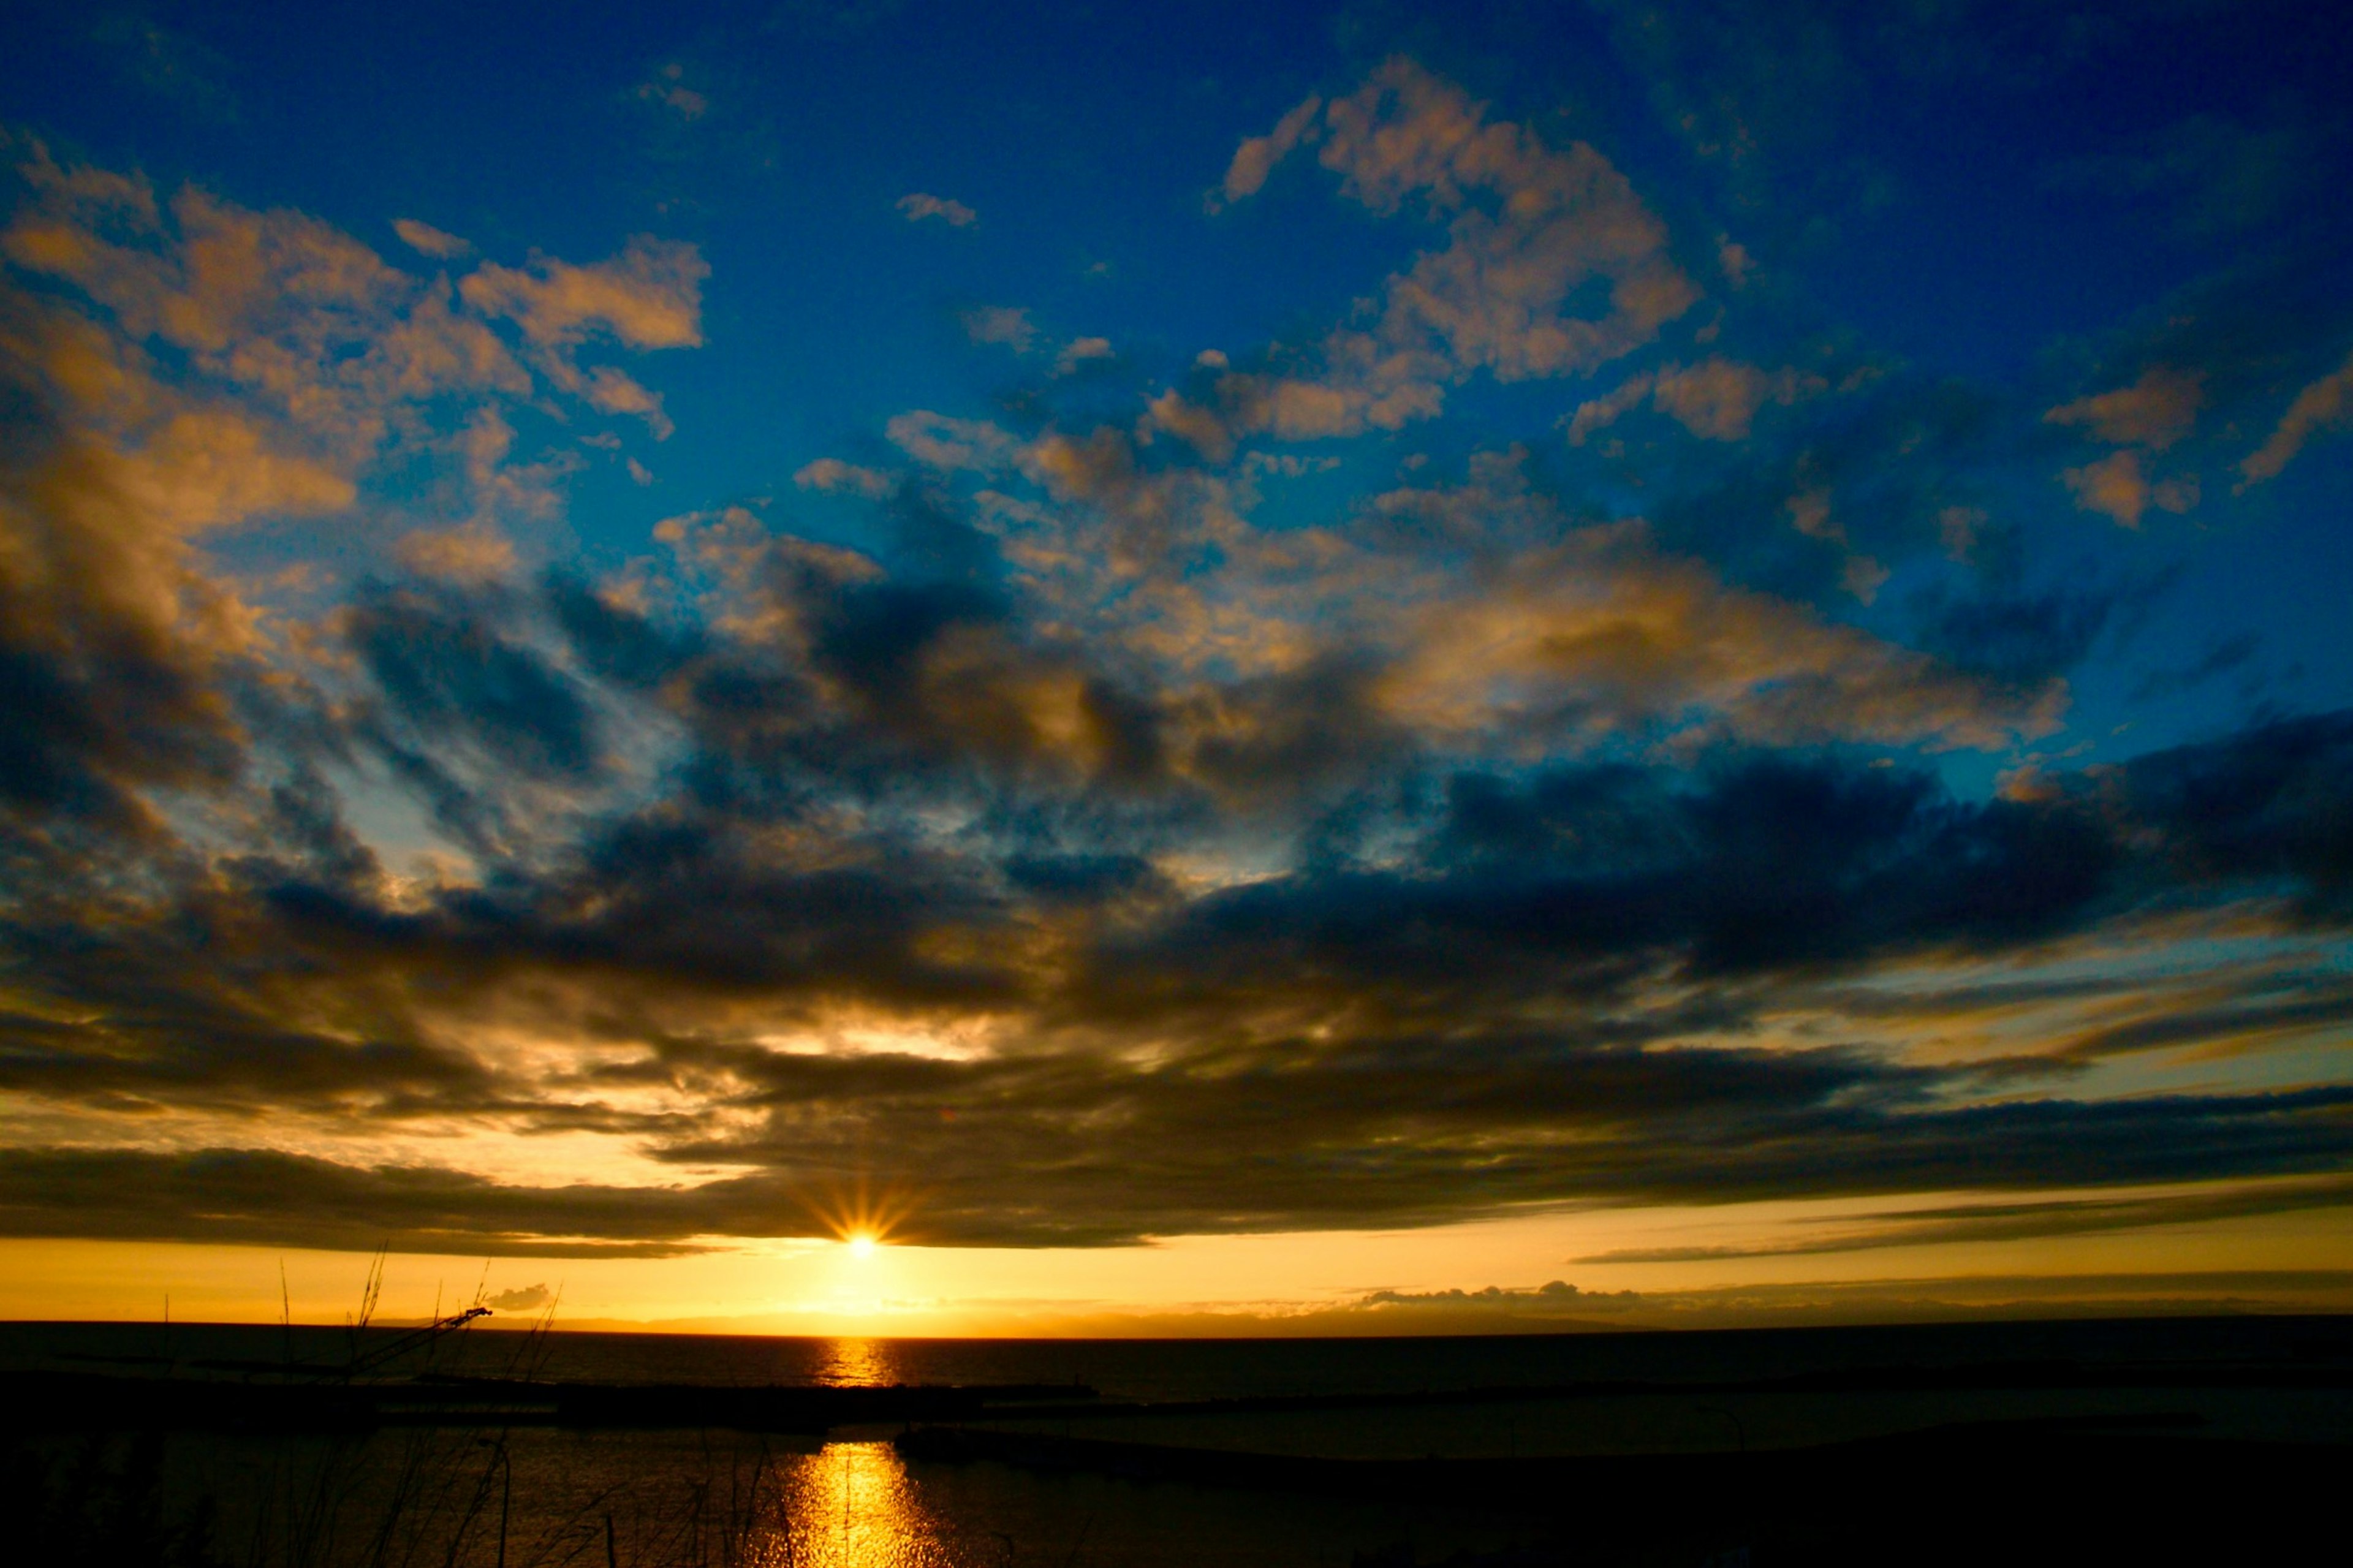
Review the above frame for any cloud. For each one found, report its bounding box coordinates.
[795,457,893,498]
[960,305,1036,353]
[1215,94,1322,206]
[393,218,473,259]
[91,12,238,121]
[2121,708,2353,919]
[4,493,2352,1250]
[4,1025,2349,1253]
[1907,580,2119,696]
[634,62,708,121]
[886,410,1017,470]
[484,1282,553,1310]
[2029,366,2210,528]
[1718,236,1753,287]
[0,148,575,836]
[1374,532,2059,753]
[395,525,520,582]
[4,123,2352,1271]
[1568,358,1822,444]
[455,236,703,437]
[460,236,706,352]
[1310,1280,1640,1331]
[1055,336,1113,374]
[1202,59,1698,444]
[0,1149,708,1257]
[2129,631,2259,704]
[2045,365,2204,449]
[1562,376,1653,445]
[897,192,976,227]
[2048,111,2318,239]
[2059,449,2197,528]
[1575,1176,2353,1263]
[2239,347,2353,486]
[0,142,694,861]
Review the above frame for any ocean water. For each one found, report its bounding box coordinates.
[7,1315,2349,1567]
[9,1310,2343,1397]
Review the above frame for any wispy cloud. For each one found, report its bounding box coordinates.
[794,456,892,498]
[898,191,976,227]
[1568,358,1822,444]
[634,61,709,121]
[960,304,1036,352]
[2240,348,2353,486]
[393,217,474,259]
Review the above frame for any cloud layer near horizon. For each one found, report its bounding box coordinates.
[2,42,2351,1267]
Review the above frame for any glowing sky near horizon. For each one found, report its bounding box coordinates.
[1,0,2351,1331]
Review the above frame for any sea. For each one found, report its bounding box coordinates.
[6,1314,2349,1567]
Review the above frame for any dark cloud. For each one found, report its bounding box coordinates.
[349,583,602,781]
[1104,754,2120,1007]
[1576,1175,2353,1262]
[0,1148,710,1257]
[4,419,2351,1248]
[484,1282,552,1311]
[6,523,2353,1247]
[89,9,241,122]
[2121,710,2353,915]
[2129,631,2260,704]
[0,349,240,832]
[545,573,706,690]
[3,1059,2347,1252]
[1908,579,2119,693]
[2045,108,2332,240]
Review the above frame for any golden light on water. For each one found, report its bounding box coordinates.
[819,1337,898,1387]
[746,1442,958,1568]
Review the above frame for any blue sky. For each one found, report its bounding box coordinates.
[1,0,2351,1327]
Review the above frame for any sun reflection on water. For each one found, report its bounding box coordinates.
[816,1336,900,1387]
[756,1442,969,1568]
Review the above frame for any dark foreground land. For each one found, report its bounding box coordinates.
[4,1314,2349,1567]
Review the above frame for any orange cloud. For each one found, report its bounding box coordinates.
[0,137,708,774]
[960,305,1036,352]
[1377,529,2058,754]
[454,235,703,437]
[634,62,708,120]
[794,458,893,498]
[460,236,705,352]
[2045,365,2204,449]
[1206,59,1698,446]
[2061,449,2199,528]
[887,411,1017,471]
[897,192,977,227]
[1055,336,1113,374]
[1568,358,1821,444]
[392,218,472,259]
[2239,349,2353,486]
[1215,93,1322,206]
[395,525,520,582]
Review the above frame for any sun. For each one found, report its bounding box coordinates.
[806,1175,916,1256]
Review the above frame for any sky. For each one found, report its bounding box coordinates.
[1,0,2351,1335]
